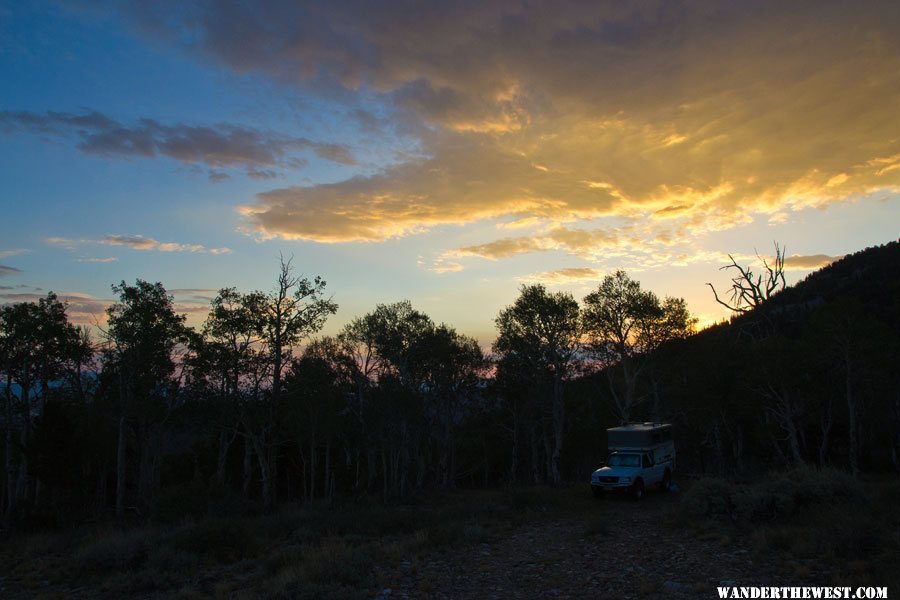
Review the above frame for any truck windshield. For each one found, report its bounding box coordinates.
[608,454,640,467]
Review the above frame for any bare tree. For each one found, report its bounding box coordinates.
[707,243,786,313]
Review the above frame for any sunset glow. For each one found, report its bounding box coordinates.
[2,1,898,341]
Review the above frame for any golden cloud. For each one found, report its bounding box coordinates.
[520,267,604,285]
[784,254,844,271]
[134,2,900,252]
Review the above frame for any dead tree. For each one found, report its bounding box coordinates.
[707,243,786,313]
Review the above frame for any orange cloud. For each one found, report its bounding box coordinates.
[785,254,843,271]
[520,267,604,285]
[126,2,900,255]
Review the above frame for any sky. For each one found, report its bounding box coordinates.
[1,0,898,344]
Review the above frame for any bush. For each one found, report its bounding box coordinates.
[77,529,149,573]
[681,468,866,524]
[301,538,373,588]
[681,478,735,519]
[169,518,260,562]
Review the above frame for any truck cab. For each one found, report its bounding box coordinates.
[590,423,674,500]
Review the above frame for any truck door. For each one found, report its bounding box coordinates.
[642,453,659,485]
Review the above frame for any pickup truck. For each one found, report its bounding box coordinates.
[590,423,675,500]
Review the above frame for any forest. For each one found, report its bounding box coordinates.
[1,241,898,532]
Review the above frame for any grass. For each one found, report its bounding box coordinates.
[0,485,601,597]
[677,468,900,589]
[1,475,896,596]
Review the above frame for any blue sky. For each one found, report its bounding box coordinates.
[2,1,898,343]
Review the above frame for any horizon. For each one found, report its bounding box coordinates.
[3,2,899,345]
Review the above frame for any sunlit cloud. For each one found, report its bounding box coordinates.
[0,291,109,325]
[785,254,844,271]
[150,0,898,255]
[46,235,231,255]
[102,235,232,254]
[0,289,213,326]
[520,267,604,286]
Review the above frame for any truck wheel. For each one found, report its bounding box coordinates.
[631,479,644,501]
[660,469,671,492]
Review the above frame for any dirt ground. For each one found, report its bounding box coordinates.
[375,490,813,599]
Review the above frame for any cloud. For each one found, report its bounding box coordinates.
[520,267,604,285]
[11,0,878,272]
[0,265,23,277]
[152,0,897,252]
[77,257,118,263]
[785,254,843,271]
[45,237,81,250]
[0,110,355,177]
[101,235,231,254]
[0,290,212,325]
[46,235,230,255]
[0,249,29,259]
[0,291,109,325]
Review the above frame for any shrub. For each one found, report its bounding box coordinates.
[77,529,149,573]
[169,518,260,562]
[681,468,866,524]
[681,478,735,519]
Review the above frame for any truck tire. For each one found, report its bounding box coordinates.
[659,469,671,492]
[631,479,644,501]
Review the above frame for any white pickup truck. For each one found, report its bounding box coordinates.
[590,423,675,500]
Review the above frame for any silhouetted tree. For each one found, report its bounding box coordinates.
[104,280,189,519]
[582,271,696,424]
[494,285,580,485]
[707,243,786,318]
[0,293,85,525]
[245,257,336,509]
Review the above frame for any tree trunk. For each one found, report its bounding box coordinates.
[324,438,332,499]
[846,351,860,477]
[115,414,127,520]
[242,436,253,496]
[509,408,519,484]
[252,436,272,510]
[530,426,541,484]
[4,370,17,526]
[309,433,317,501]
[550,376,565,485]
[818,397,834,467]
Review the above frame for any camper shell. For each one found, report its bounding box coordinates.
[607,423,675,468]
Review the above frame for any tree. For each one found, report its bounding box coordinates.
[354,301,433,497]
[260,256,338,405]
[409,324,486,488]
[0,292,85,524]
[494,285,580,485]
[707,243,786,314]
[284,337,354,500]
[582,271,696,424]
[104,280,189,519]
[244,257,337,509]
[192,287,266,486]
